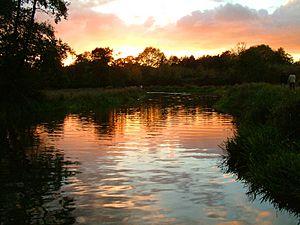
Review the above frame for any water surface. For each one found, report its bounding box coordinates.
[0,94,298,224]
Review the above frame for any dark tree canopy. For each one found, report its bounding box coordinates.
[63,44,298,89]
[237,44,294,82]
[91,47,114,66]
[0,0,70,98]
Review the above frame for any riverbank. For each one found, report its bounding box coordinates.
[38,84,300,219]
[42,87,146,112]
[1,84,299,218]
[214,83,300,217]
[39,85,229,113]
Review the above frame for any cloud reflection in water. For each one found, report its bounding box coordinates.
[34,100,298,225]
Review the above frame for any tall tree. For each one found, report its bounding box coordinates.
[0,0,70,98]
[91,47,114,66]
[137,47,166,68]
[237,45,293,83]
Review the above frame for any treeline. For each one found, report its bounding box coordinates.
[48,44,300,89]
[1,1,300,95]
[63,44,298,87]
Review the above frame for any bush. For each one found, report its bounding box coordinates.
[218,83,300,217]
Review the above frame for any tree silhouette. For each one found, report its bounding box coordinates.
[91,47,114,66]
[238,44,293,82]
[137,47,166,68]
[231,42,247,56]
[274,47,293,64]
[0,0,70,99]
[167,55,180,66]
[64,43,298,88]
[75,51,92,64]
[114,56,137,67]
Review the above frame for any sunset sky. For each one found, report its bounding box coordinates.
[54,0,300,60]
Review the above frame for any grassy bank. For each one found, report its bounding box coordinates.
[0,87,147,129]
[41,87,146,112]
[1,85,226,126]
[215,83,300,217]
[41,85,228,113]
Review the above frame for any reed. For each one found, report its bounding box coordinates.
[217,83,300,216]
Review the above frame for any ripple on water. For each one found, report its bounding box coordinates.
[20,99,299,225]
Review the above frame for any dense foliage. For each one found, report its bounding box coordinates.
[0,0,70,100]
[215,83,300,217]
[52,44,300,89]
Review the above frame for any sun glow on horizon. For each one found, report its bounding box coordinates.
[56,0,300,65]
[62,46,300,67]
[62,45,229,67]
[114,46,144,58]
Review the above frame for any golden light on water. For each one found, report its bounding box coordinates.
[30,98,298,224]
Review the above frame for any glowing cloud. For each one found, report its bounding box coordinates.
[91,0,220,26]
[55,0,300,60]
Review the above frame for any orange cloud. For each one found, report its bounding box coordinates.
[175,3,300,54]
[55,2,300,60]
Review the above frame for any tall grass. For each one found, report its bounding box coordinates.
[0,87,146,132]
[215,83,300,136]
[216,83,300,217]
[41,87,145,112]
[223,125,300,214]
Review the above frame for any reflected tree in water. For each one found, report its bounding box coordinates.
[0,114,78,225]
[221,125,300,219]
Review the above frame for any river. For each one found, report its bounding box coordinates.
[0,94,298,224]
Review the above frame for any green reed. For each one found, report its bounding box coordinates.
[216,83,300,217]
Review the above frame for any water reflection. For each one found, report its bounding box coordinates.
[44,106,233,224]
[0,117,78,225]
[1,94,298,224]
